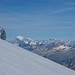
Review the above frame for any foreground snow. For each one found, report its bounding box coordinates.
[0,39,75,75]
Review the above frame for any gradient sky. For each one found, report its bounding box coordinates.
[0,0,75,40]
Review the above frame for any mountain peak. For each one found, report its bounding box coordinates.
[0,26,6,40]
[16,36,25,41]
[0,39,75,75]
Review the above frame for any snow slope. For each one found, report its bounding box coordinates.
[0,39,75,75]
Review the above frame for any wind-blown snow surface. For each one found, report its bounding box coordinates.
[0,39,75,75]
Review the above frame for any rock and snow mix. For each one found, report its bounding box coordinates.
[0,39,75,75]
[11,36,75,70]
[0,26,6,40]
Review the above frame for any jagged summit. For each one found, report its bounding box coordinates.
[0,26,6,40]
[15,36,42,46]
[16,36,25,41]
[10,36,75,70]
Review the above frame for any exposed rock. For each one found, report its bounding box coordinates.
[0,26,6,40]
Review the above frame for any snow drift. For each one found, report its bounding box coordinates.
[0,39,75,75]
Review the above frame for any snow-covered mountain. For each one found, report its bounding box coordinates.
[10,36,75,70]
[0,39,75,75]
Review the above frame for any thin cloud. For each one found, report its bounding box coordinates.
[50,7,75,15]
[44,25,75,30]
[65,2,75,6]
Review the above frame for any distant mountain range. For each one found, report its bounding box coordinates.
[10,36,75,70]
[1,39,75,75]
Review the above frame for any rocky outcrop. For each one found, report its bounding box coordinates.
[0,26,6,40]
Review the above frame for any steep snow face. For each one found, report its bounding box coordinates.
[10,36,75,70]
[0,39,75,75]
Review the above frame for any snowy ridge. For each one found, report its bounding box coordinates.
[0,39,75,75]
[53,45,70,50]
[10,36,75,70]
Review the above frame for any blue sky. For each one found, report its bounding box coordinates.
[0,0,75,40]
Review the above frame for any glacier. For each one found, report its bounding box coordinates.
[0,39,75,75]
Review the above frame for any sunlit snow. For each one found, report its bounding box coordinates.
[0,39,75,75]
